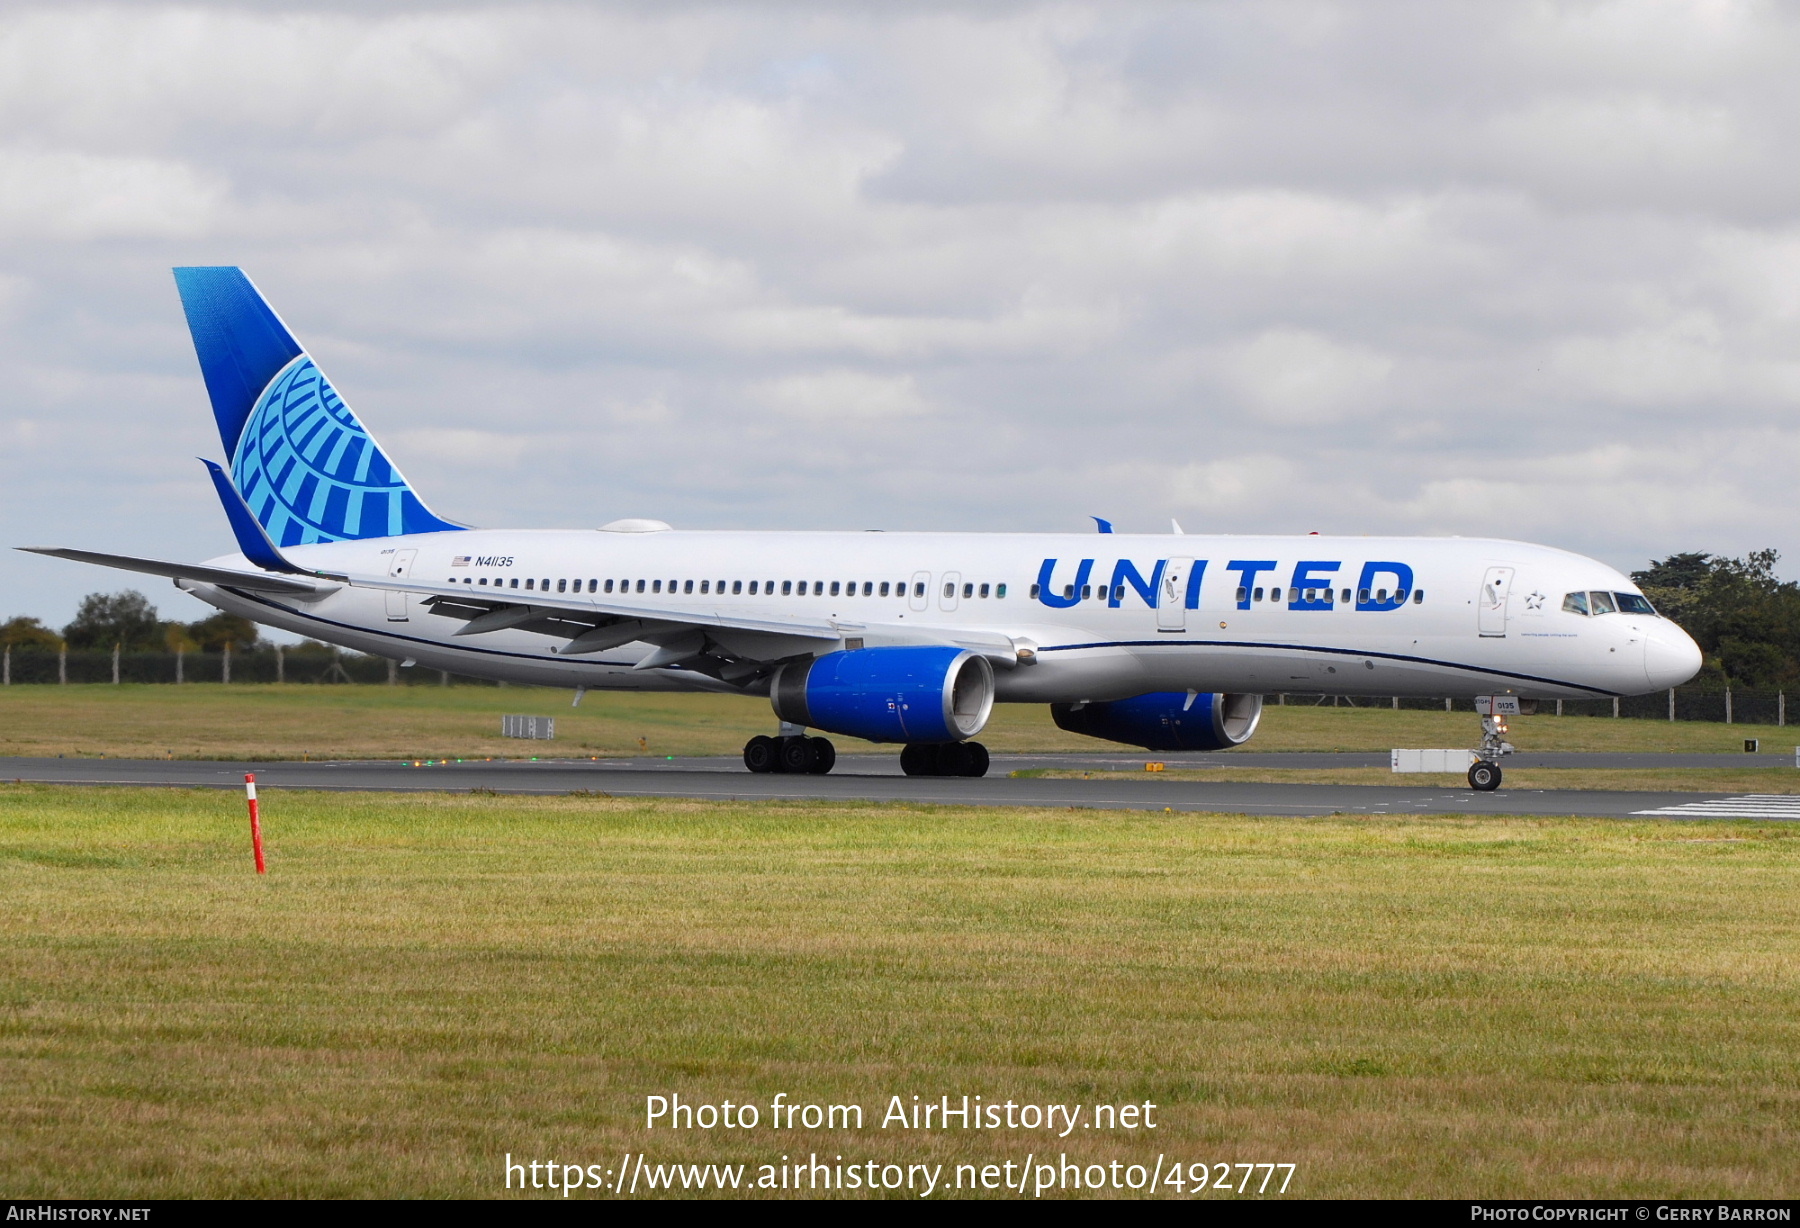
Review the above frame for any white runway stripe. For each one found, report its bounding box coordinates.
[1633,795,1800,818]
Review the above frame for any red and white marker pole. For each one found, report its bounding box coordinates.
[245,772,266,874]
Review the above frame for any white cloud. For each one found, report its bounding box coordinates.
[0,147,225,239]
[755,369,934,420]
[1216,327,1393,424]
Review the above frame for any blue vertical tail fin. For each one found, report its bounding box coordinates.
[173,267,463,546]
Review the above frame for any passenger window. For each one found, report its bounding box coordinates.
[1235,586,1247,603]
[1590,591,1616,615]
[555,579,564,592]
[979,583,990,598]
[813,581,823,596]
[1253,587,1264,602]
[1412,590,1424,604]
[830,581,841,597]
[944,583,954,598]
[1081,585,1092,599]
[914,582,924,597]
[1340,588,1350,604]
[880,581,890,597]
[699,580,708,594]
[684,580,693,594]
[1271,587,1284,603]
[748,581,758,595]
[963,583,973,598]
[510,579,519,589]
[733,581,742,595]
[996,583,1006,598]
[1394,589,1407,602]
[477,577,487,586]
[780,581,791,595]
[525,579,534,591]
[1376,589,1387,602]
[604,579,613,593]
[636,579,645,593]
[1063,584,1075,599]
[1358,588,1369,603]
[651,580,660,593]
[863,582,872,596]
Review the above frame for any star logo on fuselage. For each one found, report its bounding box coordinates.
[1524,590,1546,610]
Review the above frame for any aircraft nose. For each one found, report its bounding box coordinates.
[1644,622,1703,690]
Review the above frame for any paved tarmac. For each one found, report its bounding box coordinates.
[6,752,1799,818]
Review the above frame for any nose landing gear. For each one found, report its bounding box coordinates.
[1468,699,1518,792]
[743,734,835,774]
[900,741,990,778]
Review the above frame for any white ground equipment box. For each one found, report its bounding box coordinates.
[1391,749,1479,773]
[502,715,556,740]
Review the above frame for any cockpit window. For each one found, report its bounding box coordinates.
[1615,592,1657,616]
[1562,592,1589,615]
[1589,591,1617,615]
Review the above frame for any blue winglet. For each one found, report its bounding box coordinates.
[1092,516,1114,534]
[201,459,307,575]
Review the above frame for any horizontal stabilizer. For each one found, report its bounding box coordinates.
[16,547,332,596]
[201,457,307,574]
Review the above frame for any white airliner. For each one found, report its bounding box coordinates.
[22,268,1702,789]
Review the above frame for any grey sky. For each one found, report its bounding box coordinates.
[4,1,1798,630]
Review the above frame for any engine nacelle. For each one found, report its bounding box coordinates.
[1051,691,1263,751]
[771,646,995,743]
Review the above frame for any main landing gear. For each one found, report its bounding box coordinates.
[743,734,836,775]
[900,741,990,778]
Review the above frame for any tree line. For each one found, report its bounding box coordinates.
[0,590,267,654]
[8,553,1800,687]
[1632,550,1800,688]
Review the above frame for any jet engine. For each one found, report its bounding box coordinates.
[1051,691,1263,751]
[771,646,995,743]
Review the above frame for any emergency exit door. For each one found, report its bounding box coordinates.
[1478,566,1513,637]
[386,548,418,622]
[1159,557,1193,632]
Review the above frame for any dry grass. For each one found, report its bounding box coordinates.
[0,683,1788,761]
[1,784,1797,1198]
[1024,767,1800,793]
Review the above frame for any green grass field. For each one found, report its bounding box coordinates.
[1,784,1796,1198]
[0,683,1790,760]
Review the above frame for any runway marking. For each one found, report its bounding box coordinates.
[1632,795,1800,819]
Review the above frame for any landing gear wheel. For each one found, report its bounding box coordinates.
[900,743,934,776]
[807,737,836,775]
[743,735,777,774]
[1468,760,1502,792]
[778,736,817,774]
[899,742,988,777]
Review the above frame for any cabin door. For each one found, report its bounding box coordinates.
[1478,566,1513,637]
[386,548,418,622]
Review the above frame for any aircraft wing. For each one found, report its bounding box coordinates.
[16,546,336,597]
[338,573,1025,668]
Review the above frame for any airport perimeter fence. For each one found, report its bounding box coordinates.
[0,646,505,687]
[2,648,1789,724]
[1274,688,1790,725]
